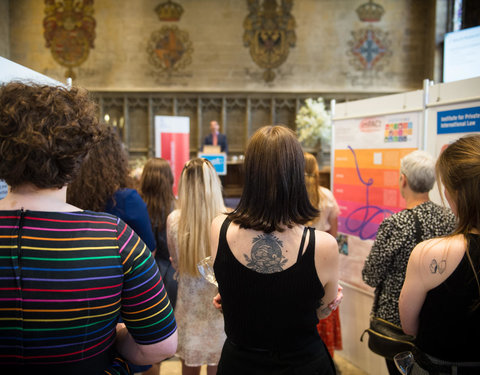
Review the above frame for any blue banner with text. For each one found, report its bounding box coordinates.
[437,106,480,134]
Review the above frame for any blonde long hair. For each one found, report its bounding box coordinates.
[177,158,225,276]
[304,152,328,222]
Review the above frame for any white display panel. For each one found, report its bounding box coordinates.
[0,57,63,86]
[444,26,480,83]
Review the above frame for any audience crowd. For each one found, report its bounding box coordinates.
[1,81,479,375]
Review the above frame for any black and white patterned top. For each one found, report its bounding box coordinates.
[362,201,456,326]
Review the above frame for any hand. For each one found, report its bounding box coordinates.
[213,293,222,311]
[115,322,127,340]
[328,285,343,311]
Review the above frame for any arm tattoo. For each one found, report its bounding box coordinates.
[244,233,287,273]
[318,300,331,315]
[429,258,446,274]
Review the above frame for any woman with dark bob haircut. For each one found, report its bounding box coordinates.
[211,125,341,374]
[0,83,177,375]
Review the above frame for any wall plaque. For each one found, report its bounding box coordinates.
[243,0,296,82]
[43,0,96,79]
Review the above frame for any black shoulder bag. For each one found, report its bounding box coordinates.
[360,210,421,360]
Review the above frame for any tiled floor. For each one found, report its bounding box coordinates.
[141,353,368,375]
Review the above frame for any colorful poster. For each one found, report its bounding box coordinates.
[333,112,421,241]
[155,116,190,196]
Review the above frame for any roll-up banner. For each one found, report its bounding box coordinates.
[155,116,190,196]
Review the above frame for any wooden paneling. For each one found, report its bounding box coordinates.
[93,92,371,165]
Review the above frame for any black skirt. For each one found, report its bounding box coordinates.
[217,337,336,375]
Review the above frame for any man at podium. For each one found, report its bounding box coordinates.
[203,120,228,153]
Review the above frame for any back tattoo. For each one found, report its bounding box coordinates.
[244,233,287,273]
[430,258,446,274]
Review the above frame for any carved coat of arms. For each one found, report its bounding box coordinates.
[348,27,391,71]
[347,0,391,72]
[43,0,96,79]
[147,26,193,76]
[243,0,296,82]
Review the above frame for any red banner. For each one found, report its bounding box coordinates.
[155,116,190,196]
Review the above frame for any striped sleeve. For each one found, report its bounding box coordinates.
[116,218,176,344]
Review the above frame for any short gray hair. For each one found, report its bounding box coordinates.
[400,150,435,193]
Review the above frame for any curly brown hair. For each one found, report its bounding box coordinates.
[139,158,175,232]
[0,82,100,189]
[67,123,133,211]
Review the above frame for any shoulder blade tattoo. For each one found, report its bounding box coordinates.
[429,258,446,274]
[244,233,287,273]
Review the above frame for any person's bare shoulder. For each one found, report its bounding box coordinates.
[410,234,465,288]
[314,230,338,256]
[212,213,228,229]
[211,214,228,260]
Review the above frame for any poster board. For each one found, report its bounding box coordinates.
[424,77,480,204]
[0,57,63,86]
[443,26,480,83]
[155,116,190,196]
[332,90,423,290]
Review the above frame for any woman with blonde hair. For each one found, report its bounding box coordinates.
[167,158,226,375]
[304,152,342,361]
[400,135,480,374]
[304,152,339,236]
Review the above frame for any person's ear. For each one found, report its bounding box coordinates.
[399,173,407,188]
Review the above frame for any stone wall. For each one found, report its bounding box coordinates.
[8,0,437,94]
[0,0,9,58]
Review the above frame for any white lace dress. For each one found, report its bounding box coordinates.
[166,210,226,366]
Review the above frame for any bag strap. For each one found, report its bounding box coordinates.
[411,209,423,244]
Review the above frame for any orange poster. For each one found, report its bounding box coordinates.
[333,113,421,240]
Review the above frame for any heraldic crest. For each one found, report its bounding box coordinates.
[347,0,391,72]
[147,25,193,76]
[243,0,296,82]
[43,0,96,79]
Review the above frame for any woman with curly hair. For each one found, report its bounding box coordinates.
[0,82,177,374]
[67,124,156,254]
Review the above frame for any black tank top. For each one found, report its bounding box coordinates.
[213,218,325,351]
[416,234,480,361]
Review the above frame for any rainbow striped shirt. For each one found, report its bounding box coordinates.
[0,209,176,374]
